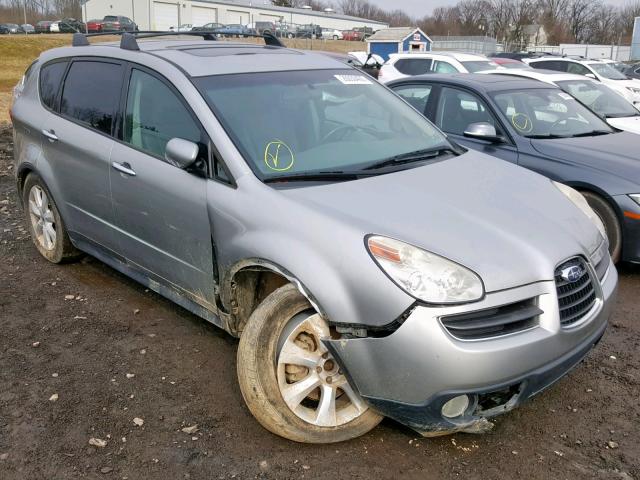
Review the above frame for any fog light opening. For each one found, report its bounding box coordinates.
[441,395,470,418]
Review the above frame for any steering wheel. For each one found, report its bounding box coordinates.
[549,117,583,134]
[321,124,378,143]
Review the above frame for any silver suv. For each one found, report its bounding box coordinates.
[11,33,617,443]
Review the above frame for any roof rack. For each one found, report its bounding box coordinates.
[72,30,285,50]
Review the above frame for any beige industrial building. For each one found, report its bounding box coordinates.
[81,0,388,32]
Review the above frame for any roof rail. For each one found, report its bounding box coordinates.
[72,30,285,49]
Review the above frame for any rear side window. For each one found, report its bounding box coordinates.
[60,61,123,135]
[395,58,432,75]
[39,61,68,110]
[393,85,432,113]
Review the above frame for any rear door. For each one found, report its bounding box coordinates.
[40,58,124,252]
[109,66,215,306]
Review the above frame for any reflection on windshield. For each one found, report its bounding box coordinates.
[194,70,450,180]
[491,88,613,138]
[556,80,639,118]
[587,63,628,80]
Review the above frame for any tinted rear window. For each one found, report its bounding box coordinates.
[39,61,68,110]
[394,58,432,75]
[104,16,118,21]
[60,61,123,135]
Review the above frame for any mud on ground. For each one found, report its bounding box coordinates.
[0,125,639,479]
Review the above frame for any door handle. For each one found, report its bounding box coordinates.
[41,129,58,142]
[111,161,136,176]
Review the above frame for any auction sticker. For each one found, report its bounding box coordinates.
[334,74,372,85]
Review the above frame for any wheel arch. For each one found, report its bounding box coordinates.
[221,258,326,337]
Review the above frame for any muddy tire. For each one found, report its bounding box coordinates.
[581,191,622,263]
[22,173,80,263]
[237,284,382,443]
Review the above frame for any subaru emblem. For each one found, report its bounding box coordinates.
[560,265,584,283]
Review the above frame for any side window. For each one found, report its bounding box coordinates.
[566,62,590,75]
[436,87,499,136]
[39,61,68,110]
[393,85,432,113]
[60,61,123,135]
[124,69,203,161]
[394,58,432,75]
[531,60,566,72]
[433,61,458,74]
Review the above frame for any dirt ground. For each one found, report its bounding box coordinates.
[0,123,638,480]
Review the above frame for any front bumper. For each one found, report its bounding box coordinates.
[325,260,617,435]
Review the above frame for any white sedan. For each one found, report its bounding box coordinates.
[321,28,343,40]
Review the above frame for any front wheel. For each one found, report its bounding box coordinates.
[237,284,382,443]
[581,191,622,263]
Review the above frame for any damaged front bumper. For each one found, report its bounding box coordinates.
[324,261,617,436]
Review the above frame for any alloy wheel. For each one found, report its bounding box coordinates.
[276,313,368,427]
[28,185,56,251]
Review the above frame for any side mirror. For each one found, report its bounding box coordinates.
[165,138,199,169]
[463,122,504,143]
[585,73,597,80]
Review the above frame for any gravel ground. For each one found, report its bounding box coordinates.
[0,124,639,479]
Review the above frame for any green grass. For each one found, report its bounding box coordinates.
[0,34,357,124]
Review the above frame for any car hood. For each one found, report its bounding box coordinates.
[282,152,601,293]
[607,116,640,135]
[529,131,640,191]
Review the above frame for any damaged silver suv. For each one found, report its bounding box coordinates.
[11,33,617,443]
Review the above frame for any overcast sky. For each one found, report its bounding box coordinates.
[373,0,632,18]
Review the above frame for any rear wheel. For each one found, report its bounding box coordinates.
[22,173,80,263]
[237,284,382,443]
[581,191,622,263]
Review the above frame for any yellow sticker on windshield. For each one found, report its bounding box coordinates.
[511,113,533,133]
[264,140,295,172]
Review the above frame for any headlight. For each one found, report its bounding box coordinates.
[553,181,606,239]
[630,194,640,206]
[367,235,484,304]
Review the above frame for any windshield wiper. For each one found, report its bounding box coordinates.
[264,171,368,184]
[363,147,459,171]
[568,130,612,137]
[526,133,569,139]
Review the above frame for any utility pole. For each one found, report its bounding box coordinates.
[23,0,28,34]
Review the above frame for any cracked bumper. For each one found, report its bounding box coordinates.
[324,262,617,434]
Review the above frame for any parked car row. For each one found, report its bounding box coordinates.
[8,33,631,446]
[0,23,34,34]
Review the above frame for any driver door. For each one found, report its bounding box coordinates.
[109,66,215,305]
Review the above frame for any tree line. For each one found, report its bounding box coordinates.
[0,0,81,23]
[3,0,639,48]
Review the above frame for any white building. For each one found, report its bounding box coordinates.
[80,0,388,32]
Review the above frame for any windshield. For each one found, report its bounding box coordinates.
[104,16,118,21]
[194,69,451,180]
[461,61,499,72]
[556,79,639,118]
[491,88,614,138]
[587,63,628,80]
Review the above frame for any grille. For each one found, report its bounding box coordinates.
[441,299,541,340]
[555,258,597,327]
